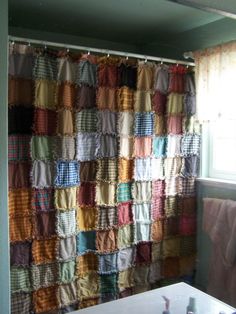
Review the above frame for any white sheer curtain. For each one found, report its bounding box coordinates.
[194,41,236,121]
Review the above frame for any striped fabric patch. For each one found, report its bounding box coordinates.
[75,109,98,133]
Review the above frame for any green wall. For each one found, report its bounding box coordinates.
[0,0,10,313]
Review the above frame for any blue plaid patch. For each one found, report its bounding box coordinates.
[55,161,80,187]
[134,112,154,136]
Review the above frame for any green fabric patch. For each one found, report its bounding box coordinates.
[117,224,134,249]
[117,183,132,202]
[31,136,55,160]
[11,266,31,292]
[59,260,76,283]
[75,109,98,133]
[100,273,118,294]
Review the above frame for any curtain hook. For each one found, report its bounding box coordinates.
[28,41,31,47]
[107,52,110,58]
[44,44,47,50]
[87,50,90,55]
[11,40,15,46]
[144,57,147,63]
[161,58,163,65]
[126,55,129,60]
[176,62,179,67]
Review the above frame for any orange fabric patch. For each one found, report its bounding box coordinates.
[97,87,118,111]
[151,220,163,242]
[77,207,97,231]
[118,87,134,111]
[162,257,180,278]
[57,82,76,109]
[76,253,98,275]
[79,298,99,309]
[118,158,134,182]
[32,238,57,264]
[9,188,31,216]
[10,215,32,242]
[33,286,59,313]
[96,229,118,253]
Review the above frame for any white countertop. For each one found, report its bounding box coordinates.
[71,282,236,314]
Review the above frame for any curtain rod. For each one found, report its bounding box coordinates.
[8,36,195,66]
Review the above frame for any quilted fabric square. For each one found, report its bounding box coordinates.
[34,211,56,238]
[77,182,96,206]
[33,286,59,313]
[149,262,162,283]
[135,222,151,242]
[57,109,74,135]
[135,242,152,264]
[54,136,75,160]
[134,137,152,157]
[33,108,57,135]
[100,273,118,294]
[180,236,196,256]
[98,110,117,135]
[31,160,55,188]
[168,65,186,93]
[164,157,182,177]
[32,188,54,212]
[163,238,180,258]
[31,136,55,160]
[179,255,196,276]
[9,188,31,216]
[178,177,196,196]
[99,134,117,158]
[76,84,96,110]
[152,91,167,114]
[32,238,57,264]
[11,266,31,292]
[117,202,133,226]
[33,54,58,80]
[96,182,116,206]
[75,109,98,133]
[98,252,118,274]
[153,136,167,158]
[10,242,32,266]
[151,158,164,180]
[134,158,152,181]
[152,180,165,197]
[58,281,77,308]
[57,81,76,109]
[76,252,98,275]
[118,268,134,290]
[119,137,134,158]
[167,93,184,114]
[57,210,76,237]
[177,196,196,216]
[134,112,154,136]
[163,217,179,238]
[97,206,117,229]
[154,114,166,135]
[97,158,118,182]
[117,87,134,111]
[35,79,58,110]
[165,177,179,196]
[132,181,152,203]
[184,94,196,116]
[8,135,31,161]
[76,133,99,161]
[31,262,59,289]
[152,242,162,262]
[117,247,135,271]
[181,156,199,177]
[117,182,132,203]
[79,298,99,309]
[134,90,152,112]
[59,260,76,283]
[8,77,33,106]
[137,62,154,91]
[181,134,201,156]
[133,265,149,285]
[166,134,182,157]
[98,62,118,88]
[77,206,97,231]
[9,107,34,135]
[164,196,178,217]
[118,112,134,136]
[80,161,97,182]
[96,229,118,252]
[132,203,151,222]
[55,187,77,210]
[77,59,98,87]
[11,292,32,314]
[78,271,99,299]
[8,162,31,188]
[162,257,180,278]
[10,215,32,242]
[118,63,137,89]
[118,158,133,182]
[55,161,79,187]
[117,224,134,249]
[77,231,96,254]
[151,220,163,242]
[58,236,76,260]
[97,87,118,111]
[151,197,165,220]
[167,116,183,134]
[9,47,34,78]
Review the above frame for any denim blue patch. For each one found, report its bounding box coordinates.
[77,231,96,254]
[98,252,118,274]
[134,112,154,136]
[55,161,80,187]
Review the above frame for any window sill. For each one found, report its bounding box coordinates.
[197,177,236,189]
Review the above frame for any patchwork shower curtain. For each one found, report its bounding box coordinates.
[8,43,199,313]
